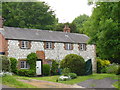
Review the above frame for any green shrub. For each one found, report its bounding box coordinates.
[60,54,85,76]
[43,64,50,76]
[0,55,11,72]
[97,59,110,73]
[106,63,119,74]
[27,53,37,70]
[116,65,120,75]
[51,60,59,75]
[17,69,35,77]
[10,57,17,74]
[62,68,71,76]
[68,73,77,79]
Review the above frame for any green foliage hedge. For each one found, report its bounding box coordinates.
[17,53,37,76]
[10,57,17,74]
[97,59,110,73]
[17,69,36,77]
[106,63,119,74]
[62,68,71,76]
[43,64,50,76]
[1,55,11,72]
[51,60,59,75]
[60,54,85,76]
[116,65,120,75]
[27,53,37,70]
[68,73,77,79]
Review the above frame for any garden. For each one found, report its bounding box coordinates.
[0,53,120,88]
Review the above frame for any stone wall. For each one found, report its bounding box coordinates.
[8,40,96,72]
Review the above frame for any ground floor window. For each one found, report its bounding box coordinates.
[20,61,29,69]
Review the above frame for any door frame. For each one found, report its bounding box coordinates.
[36,59,43,76]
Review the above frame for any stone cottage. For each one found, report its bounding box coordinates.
[0,17,96,74]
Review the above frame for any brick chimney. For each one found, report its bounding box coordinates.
[63,25,70,33]
[0,16,3,28]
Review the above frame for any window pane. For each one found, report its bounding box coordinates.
[46,42,52,49]
[50,43,52,48]
[21,61,24,68]
[25,41,28,48]
[46,42,49,48]
[21,41,24,48]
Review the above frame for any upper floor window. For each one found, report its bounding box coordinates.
[64,43,73,50]
[19,40,31,49]
[44,42,54,49]
[21,41,29,49]
[79,43,86,51]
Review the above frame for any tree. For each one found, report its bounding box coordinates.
[0,2,2,16]
[83,2,120,63]
[2,2,58,30]
[72,14,89,33]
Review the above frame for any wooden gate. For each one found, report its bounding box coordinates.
[85,59,92,75]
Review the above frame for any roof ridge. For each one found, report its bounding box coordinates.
[4,26,87,36]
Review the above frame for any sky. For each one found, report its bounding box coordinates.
[40,0,94,23]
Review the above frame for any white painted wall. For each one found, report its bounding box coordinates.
[8,40,96,72]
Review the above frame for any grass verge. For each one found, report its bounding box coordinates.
[15,74,119,85]
[2,75,37,88]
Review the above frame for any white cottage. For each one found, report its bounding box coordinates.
[0,18,96,74]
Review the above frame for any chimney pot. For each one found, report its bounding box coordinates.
[63,25,70,33]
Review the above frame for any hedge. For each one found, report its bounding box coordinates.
[60,54,85,76]
[10,57,17,74]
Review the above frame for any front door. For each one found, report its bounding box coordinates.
[36,60,42,75]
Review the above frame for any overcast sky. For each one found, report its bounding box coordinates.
[40,0,94,23]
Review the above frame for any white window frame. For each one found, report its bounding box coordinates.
[79,44,86,51]
[46,42,52,49]
[20,61,29,69]
[66,43,72,50]
[21,41,29,49]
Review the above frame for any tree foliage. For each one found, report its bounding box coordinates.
[83,2,120,63]
[0,2,2,16]
[72,14,89,33]
[2,2,58,30]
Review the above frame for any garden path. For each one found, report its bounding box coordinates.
[18,79,84,88]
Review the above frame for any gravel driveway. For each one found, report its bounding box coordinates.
[77,78,118,88]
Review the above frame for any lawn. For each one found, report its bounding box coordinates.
[2,74,119,88]
[15,73,119,86]
[1,75,37,88]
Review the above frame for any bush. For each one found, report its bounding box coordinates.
[62,68,71,76]
[60,54,85,76]
[116,65,120,75]
[51,60,59,75]
[17,69,35,77]
[27,53,37,70]
[68,73,77,79]
[0,55,11,72]
[106,63,119,74]
[97,59,110,73]
[10,57,17,74]
[43,64,50,76]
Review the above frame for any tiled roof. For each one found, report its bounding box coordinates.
[3,26,89,43]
